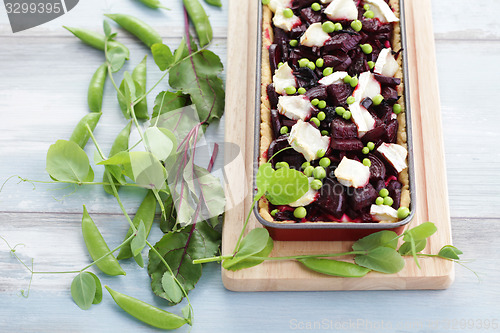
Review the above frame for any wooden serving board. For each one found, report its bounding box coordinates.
[221,0,453,291]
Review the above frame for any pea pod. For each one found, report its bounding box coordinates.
[88,64,107,113]
[69,112,102,149]
[183,0,213,47]
[103,121,132,195]
[105,286,187,329]
[104,14,162,48]
[136,0,168,9]
[117,190,157,260]
[63,26,130,59]
[81,206,125,276]
[118,56,149,120]
[204,0,222,7]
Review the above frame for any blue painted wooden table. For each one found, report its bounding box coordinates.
[1,0,499,332]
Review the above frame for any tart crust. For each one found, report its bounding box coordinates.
[259,1,410,224]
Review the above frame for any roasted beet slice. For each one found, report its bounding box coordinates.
[387,179,402,209]
[374,74,401,86]
[270,109,282,138]
[382,86,399,103]
[273,26,288,46]
[385,119,399,143]
[306,85,328,101]
[267,135,290,163]
[281,118,297,128]
[300,7,322,24]
[290,24,308,39]
[280,151,306,170]
[324,33,362,52]
[361,97,373,110]
[267,84,279,109]
[292,0,317,9]
[268,44,282,74]
[367,154,386,181]
[315,178,347,218]
[349,51,369,76]
[361,125,386,144]
[349,183,378,211]
[330,138,363,151]
[327,83,352,105]
[373,179,386,193]
[294,67,318,88]
[331,117,358,139]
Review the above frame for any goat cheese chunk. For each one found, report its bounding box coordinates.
[288,120,330,161]
[374,48,399,77]
[334,157,370,188]
[277,96,312,121]
[289,178,319,207]
[352,71,381,101]
[273,63,297,94]
[370,204,399,222]
[377,143,408,173]
[325,0,358,21]
[318,71,349,86]
[363,0,399,23]
[320,0,333,3]
[273,8,301,32]
[349,102,376,137]
[300,23,331,47]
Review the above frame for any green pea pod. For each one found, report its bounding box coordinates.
[103,121,132,195]
[136,0,169,9]
[132,56,149,119]
[183,0,213,47]
[204,0,222,7]
[88,64,107,113]
[117,190,157,260]
[69,112,102,149]
[105,286,187,329]
[63,26,130,59]
[81,206,126,276]
[104,14,162,48]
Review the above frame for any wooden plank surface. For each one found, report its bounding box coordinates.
[222,0,453,291]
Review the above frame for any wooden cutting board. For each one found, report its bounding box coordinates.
[221,0,454,291]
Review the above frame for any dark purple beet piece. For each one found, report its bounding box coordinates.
[267,135,290,163]
[387,180,402,209]
[316,178,347,218]
[373,179,386,193]
[280,152,306,170]
[385,119,399,143]
[374,74,401,86]
[382,86,399,103]
[361,97,373,110]
[326,83,352,105]
[282,118,297,128]
[361,125,386,144]
[290,24,307,39]
[330,138,363,151]
[273,27,288,46]
[300,7,322,24]
[324,33,362,52]
[292,0,317,9]
[267,84,279,109]
[268,44,282,74]
[367,154,386,181]
[360,18,380,33]
[270,109,282,138]
[294,67,318,88]
[305,85,328,101]
[349,51,369,76]
[323,54,343,67]
[331,117,358,139]
[349,183,378,211]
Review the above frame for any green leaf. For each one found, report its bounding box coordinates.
[152,91,190,118]
[103,20,112,37]
[151,43,174,71]
[144,127,175,161]
[204,0,222,7]
[103,121,132,195]
[403,222,438,242]
[299,258,371,278]
[223,235,273,271]
[438,245,463,260]
[265,167,309,205]
[174,38,186,63]
[148,221,220,304]
[46,140,94,183]
[352,230,399,252]
[256,163,273,198]
[71,272,96,310]
[399,239,427,256]
[160,191,177,232]
[355,247,405,274]
[222,229,271,270]
[182,304,193,326]
[107,46,127,72]
[131,221,147,257]
[134,253,144,268]
[161,272,183,304]
[169,47,225,124]
[87,272,103,305]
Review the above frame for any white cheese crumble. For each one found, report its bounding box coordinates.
[277,96,312,121]
[318,71,349,86]
[349,102,376,137]
[370,204,399,222]
[273,63,297,94]
[325,0,358,21]
[300,23,331,48]
[352,71,381,101]
[374,48,399,77]
[363,0,400,23]
[320,0,333,3]
[273,9,301,32]
[377,143,408,173]
[288,178,319,207]
[288,120,330,161]
[334,156,370,188]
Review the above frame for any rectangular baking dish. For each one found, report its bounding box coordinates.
[253,0,416,241]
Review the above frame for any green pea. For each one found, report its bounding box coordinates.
[349,76,359,88]
[311,98,320,106]
[368,61,375,69]
[316,149,326,158]
[362,147,370,154]
[364,10,375,19]
[318,100,327,109]
[276,161,289,169]
[393,104,402,114]
[322,21,335,33]
[301,162,311,170]
[346,96,356,105]
[363,158,372,167]
[335,107,346,116]
[360,44,373,54]
[311,179,323,190]
[379,188,389,198]
[334,23,343,31]
[363,4,370,10]
[319,157,331,168]
[323,67,334,76]
[294,207,307,219]
[280,126,289,134]
[375,197,384,205]
[283,8,294,18]
[343,75,352,84]
[317,111,326,121]
[367,142,375,151]
[372,94,384,106]
[299,58,309,68]
[271,209,279,216]
[316,58,324,68]
[285,86,297,95]
[384,197,394,206]
[351,20,362,32]
[321,130,329,136]
[313,166,326,179]
[310,117,320,127]
[307,61,316,70]
[298,87,307,95]
[397,207,411,219]
[342,111,352,120]
[290,39,299,47]
[278,62,284,68]
[311,2,321,11]
[262,0,270,4]
[304,165,315,177]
